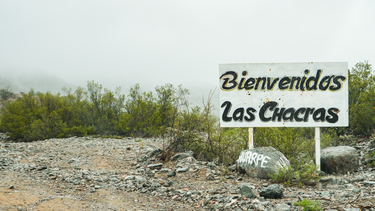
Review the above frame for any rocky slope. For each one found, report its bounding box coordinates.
[0,134,374,211]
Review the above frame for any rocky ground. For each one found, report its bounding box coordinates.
[0,133,375,211]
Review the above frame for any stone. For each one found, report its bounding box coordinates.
[137,155,148,162]
[180,156,196,163]
[259,184,283,199]
[238,183,256,198]
[345,183,356,189]
[134,176,146,183]
[228,164,236,172]
[317,170,326,176]
[320,191,330,197]
[148,148,161,157]
[320,146,358,174]
[124,175,135,180]
[364,181,375,187]
[236,147,290,179]
[145,170,155,177]
[206,162,215,168]
[160,168,169,173]
[351,175,364,182]
[167,171,176,177]
[275,203,290,211]
[171,153,191,162]
[176,167,189,172]
[147,163,163,170]
[352,188,361,193]
[224,199,237,208]
[206,173,215,180]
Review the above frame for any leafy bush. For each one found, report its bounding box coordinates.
[0,82,191,141]
[161,90,247,165]
[269,165,295,186]
[294,199,322,211]
[348,61,375,136]
[0,86,14,101]
[254,127,314,160]
[119,84,162,137]
[269,161,320,186]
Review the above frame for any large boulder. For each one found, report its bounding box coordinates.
[320,146,358,174]
[236,147,290,179]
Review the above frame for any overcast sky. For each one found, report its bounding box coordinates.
[1,1,374,109]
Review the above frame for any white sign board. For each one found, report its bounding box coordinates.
[219,62,348,127]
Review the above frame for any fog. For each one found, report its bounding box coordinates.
[1,1,375,113]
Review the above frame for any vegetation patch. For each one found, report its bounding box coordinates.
[294,199,322,211]
[0,61,373,186]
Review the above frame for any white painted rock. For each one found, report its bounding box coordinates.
[236,147,290,179]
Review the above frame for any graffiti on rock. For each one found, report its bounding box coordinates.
[237,151,271,168]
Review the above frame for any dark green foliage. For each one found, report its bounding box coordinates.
[0,82,122,141]
[155,83,180,129]
[119,84,162,137]
[348,61,375,136]
[0,92,37,140]
[0,82,185,141]
[86,81,125,135]
[254,127,314,159]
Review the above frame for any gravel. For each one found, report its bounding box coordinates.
[0,134,375,210]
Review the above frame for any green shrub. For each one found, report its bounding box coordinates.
[0,92,39,140]
[294,199,322,211]
[86,81,125,135]
[348,61,375,136]
[0,86,14,101]
[294,161,320,185]
[269,158,319,186]
[254,127,315,163]
[209,127,248,164]
[269,165,294,186]
[119,84,162,137]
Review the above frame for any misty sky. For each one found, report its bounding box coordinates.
[1,1,374,109]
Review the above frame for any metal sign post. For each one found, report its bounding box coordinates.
[248,127,254,149]
[315,127,321,171]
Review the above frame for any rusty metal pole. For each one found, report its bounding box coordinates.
[315,127,321,171]
[248,127,254,149]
